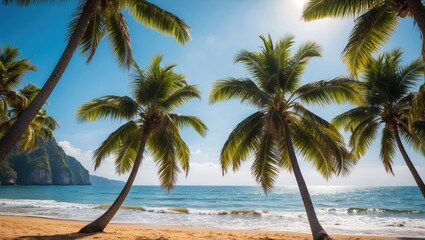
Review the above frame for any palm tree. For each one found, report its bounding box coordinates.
[0,83,58,153]
[0,0,191,162]
[209,35,359,240]
[302,0,425,76]
[0,45,36,121]
[333,49,425,198]
[77,55,207,233]
[302,0,425,140]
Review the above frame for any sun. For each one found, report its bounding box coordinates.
[294,0,308,9]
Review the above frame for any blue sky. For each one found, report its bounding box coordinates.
[0,0,423,186]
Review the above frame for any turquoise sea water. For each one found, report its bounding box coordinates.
[0,185,424,237]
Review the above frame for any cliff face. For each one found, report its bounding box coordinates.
[0,139,90,185]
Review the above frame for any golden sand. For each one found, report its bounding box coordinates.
[1,215,422,240]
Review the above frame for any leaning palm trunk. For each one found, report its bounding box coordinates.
[0,0,96,162]
[283,119,331,240]
[79,131,150,233]
[394,128,425,198]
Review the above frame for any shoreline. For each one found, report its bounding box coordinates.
[1,215,424,240]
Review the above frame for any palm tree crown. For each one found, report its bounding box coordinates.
[0,83,58,153]
[210,34,359,192]
[302,0,424,76]
[333,49,425,197]
[0,0,191,162]
[0,45,36,120]
[78,54,207,189]
[210,35,359,240]
[77,55,207,233]
[67,0,191,68]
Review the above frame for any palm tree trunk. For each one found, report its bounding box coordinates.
[79,131,150,233]
[282,118,331,240]
[406,0,425,69]
[394,128,425,198]
[0,0,97,162]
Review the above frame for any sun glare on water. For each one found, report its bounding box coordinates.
[294,0,308,9]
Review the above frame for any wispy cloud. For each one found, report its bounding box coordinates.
[58,140,125,182]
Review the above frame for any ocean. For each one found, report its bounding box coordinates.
[0,185,424,237]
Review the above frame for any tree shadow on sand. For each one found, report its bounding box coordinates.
[13,232,98,240]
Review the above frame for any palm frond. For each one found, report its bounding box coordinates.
[251,130,279,194]
[284,41,322,92]
[132,56,186,105]
[399,120,425,156]
[76,95,138,122]
[349,118,379,159]
[292,112,354,177]
[169,114,208,137]
[332,106,380,130]
[164,120,191,176]
[398,57,423,87]
[78,3,106,63]
[343,3,397,75]
[148,126,180,191]
[234,50,265,83]
[0,45,36,90]
[292,103,334,130]
[105,11,133,69]
[126,0,191,45]
[380,126,396,174]
[161,85,201,110]
[114,128,142,174]
[293,77,364,106]
[209,78,269,107]
[302,0,381,21]
[93,121,139,170]
[220,111,265,174]
[16,125,36,153]
[408,83,425,123]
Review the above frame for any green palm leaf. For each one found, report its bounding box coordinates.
[105,11,133,69]
[161,85,201,111]
[169,114,208,137]
[220,111,264,174]
[380,126,396,174]
[251,130,279,194]
[349,118,379,159]
[77,95,138,122]
[293,77,363,106]
[284,41,322,92]
[303,0,382,21]
[332,106,380,130]
[164,120,191,176]
[127,0,191,45]
[399,120,425,156]
[93,121,139,170]
[343,3,397,75]
[209,78,268,107]
[114,128,141,174]
[408,83,425,123]
[148,126,180,191]
[78,3,105,63]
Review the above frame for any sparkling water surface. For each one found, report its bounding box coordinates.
[0,185,424,237]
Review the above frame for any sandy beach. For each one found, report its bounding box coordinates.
[1,215,423,240]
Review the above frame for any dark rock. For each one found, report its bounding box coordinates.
[0,138,91,185]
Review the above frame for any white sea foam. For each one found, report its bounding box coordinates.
[0,198,424,237]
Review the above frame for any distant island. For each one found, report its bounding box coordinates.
[0,138,123,186]
[89,175,124,186]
